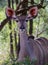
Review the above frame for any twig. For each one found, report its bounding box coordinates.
[0,17,11,31]
[37,29,47,36]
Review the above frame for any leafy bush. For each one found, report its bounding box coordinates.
[2,56,48,65]
[2,57,37,65]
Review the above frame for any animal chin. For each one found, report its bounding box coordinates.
[20,28,25,32]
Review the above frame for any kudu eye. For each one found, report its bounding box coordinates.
[13,16,19,22]
[26,19,28,22]
[26,14,33,21]
[16,20,19,22]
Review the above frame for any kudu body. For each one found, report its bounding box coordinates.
[16,16,48,65]
[6,7,48,65]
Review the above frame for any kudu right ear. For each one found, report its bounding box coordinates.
[5,7,19,22]
[5,7,15,17]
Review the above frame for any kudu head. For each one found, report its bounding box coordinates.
[6,6,38,31]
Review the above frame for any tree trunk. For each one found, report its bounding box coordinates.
[29,0,34,35]
[29,19,33,35]
[8,0,14,59]
[15,0,19,58]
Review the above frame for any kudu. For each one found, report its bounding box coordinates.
[6,7,48,65]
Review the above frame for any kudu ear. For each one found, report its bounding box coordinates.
[29,6,38,18]
[5,7,15,17]
[26,6,38,21]
[5,7,18,21]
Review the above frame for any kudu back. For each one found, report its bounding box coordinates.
[28,37,48,65]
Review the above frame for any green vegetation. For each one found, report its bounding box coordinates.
[2,57,37,65]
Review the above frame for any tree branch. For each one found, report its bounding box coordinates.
[0,17,11,31]
[15,0,28,12]
[37,29,47,36]
[31,0,35,4]
[37,0,46,9]
[0,0,45,31]
[40,0,44,5]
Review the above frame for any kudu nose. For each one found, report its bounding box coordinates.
[20,25,25,30]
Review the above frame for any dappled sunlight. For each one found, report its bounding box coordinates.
[0,51,9,65]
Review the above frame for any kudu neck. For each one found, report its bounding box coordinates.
[19,29,27,37]
[19,29,28,48]
[18,29,36,61]
[17,29,28,62]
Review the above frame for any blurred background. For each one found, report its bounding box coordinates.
[0,0,48,65]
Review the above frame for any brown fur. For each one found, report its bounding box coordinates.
[17,37,48,65]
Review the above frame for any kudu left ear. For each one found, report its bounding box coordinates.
[26,6,38,21]
[29,6,38,18]
[5,7,15,17]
